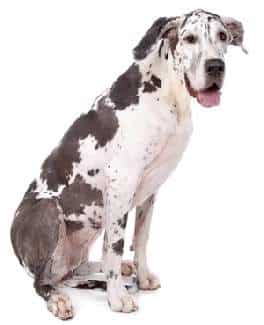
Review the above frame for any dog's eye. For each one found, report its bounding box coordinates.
[219,31,227,42]
[184,34,197,44]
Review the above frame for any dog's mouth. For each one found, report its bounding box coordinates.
[184,74,222,108]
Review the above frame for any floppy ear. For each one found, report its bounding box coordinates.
[221,16,248,53]
[161,22,179,55]
[133,17,178,60]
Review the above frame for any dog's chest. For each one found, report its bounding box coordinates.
[134,116,193,205]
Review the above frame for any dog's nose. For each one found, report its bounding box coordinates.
[205,59,225,77]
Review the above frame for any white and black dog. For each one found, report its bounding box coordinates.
[11,9,246,319]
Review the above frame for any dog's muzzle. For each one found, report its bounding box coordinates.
[185,58,226,108]
[195,59,225,108]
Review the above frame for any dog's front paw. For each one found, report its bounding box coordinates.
[107,285,138,313]
[47,292,74,320]
[138,272,161,290]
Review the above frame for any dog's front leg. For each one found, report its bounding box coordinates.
[133,194,161,290]
[104,167,139,313]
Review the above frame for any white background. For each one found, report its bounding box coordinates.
[0,0,263,324]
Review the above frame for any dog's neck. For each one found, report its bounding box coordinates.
[137,41,191,122]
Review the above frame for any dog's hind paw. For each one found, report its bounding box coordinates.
[47,292,74,320]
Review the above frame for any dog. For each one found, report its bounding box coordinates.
[11,9,246,319]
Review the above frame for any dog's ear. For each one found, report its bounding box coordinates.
[221,16,248,54]
[133,17,178,60]
[161,22,179,55]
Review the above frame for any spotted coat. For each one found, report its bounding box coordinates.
[10,9,246,317]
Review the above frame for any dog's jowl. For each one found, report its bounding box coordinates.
[11,9,246,319]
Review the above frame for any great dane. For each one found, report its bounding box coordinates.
[11,9,246,319]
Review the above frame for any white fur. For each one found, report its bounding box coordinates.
[27,10,241,314]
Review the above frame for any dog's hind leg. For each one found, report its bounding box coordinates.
[11,198,74,320]
[32,219,74,321]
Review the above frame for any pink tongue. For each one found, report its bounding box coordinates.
[197,90,221,108]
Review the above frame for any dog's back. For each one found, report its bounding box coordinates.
[10,10,245,318]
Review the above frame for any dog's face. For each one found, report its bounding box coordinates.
[177,11,230,107]
[133,10,246,108]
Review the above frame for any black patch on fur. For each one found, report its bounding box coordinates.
[110,64,142,110]
[202,10,220,19]
[149,194,155,205]
[112,239,124,255]
[88,217,102,230]
[143,81,156,93]
[65,220,84,235]
[103,231,108,253]
[59,175,103,217]
[25,180,37,195]
[87,169,100,176]
[34,281,55,301]
[40,97,119,191]
[151,75,161,88]
[181,12,193,28]
[158,39,164,57]
[142,74,161,93]
[133,17,170,60]
[107,270,114,279]
[117,213,128,229]
[137,210,143,218]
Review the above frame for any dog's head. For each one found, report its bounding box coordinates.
[134,9,247,108]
